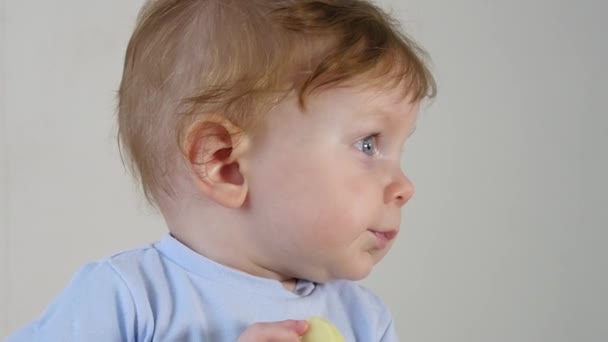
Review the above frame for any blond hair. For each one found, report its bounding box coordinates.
[117,0,437,207]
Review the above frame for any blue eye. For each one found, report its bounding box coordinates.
[355,135,378,156]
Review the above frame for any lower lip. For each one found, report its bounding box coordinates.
[369,230,397,249]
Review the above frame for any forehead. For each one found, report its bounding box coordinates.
[305,83,420,126]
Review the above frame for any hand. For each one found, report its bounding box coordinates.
[237,320,309,342]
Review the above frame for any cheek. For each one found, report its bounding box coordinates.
[294,166,376,243]
[249,147,380,241]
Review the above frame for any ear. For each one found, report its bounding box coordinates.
[182,118,250,208]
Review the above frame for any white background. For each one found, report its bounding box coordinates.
[1,0,607,341]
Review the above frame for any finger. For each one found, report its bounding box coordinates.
[238,320,309,342]
[276,319,309,336]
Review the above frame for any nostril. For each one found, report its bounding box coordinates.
[396,194,407,207]
[396,186,414,207]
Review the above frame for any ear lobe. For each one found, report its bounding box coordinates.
[183,119,249,208]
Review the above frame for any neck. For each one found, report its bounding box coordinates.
[159,193,297,290]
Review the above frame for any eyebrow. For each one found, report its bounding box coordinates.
[368,107,418,138]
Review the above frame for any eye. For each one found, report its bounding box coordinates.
[354,135,378,156]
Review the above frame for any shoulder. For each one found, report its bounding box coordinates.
[96,242,176,307]
[57,243,163,294]
[102,242,163,279]
[5,251,150,341]
[41,242,169,322]
[51,245,160,316]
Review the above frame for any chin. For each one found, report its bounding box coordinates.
[338,263,374,281]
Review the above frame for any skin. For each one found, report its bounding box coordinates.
[244,84,419,283]
[237,320,309,342]
[159,81,419,341]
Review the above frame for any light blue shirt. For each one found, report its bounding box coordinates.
[7,234,398,341]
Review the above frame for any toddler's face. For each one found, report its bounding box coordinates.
[246,83,419,282]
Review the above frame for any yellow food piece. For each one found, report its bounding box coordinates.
[302,317,345,342]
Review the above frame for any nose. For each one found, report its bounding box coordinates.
[384,169,414,207]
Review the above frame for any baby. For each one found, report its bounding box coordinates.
[8,0,436,341]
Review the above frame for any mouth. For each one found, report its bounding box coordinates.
[368,229,398,249]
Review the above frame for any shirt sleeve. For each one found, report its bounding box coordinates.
[6,261,138,342]
[379,316,399,342]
